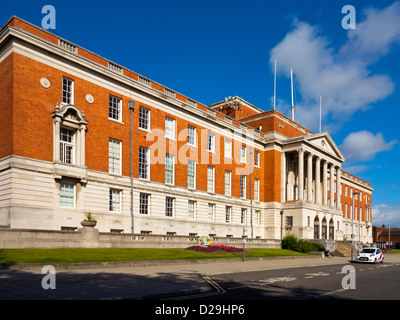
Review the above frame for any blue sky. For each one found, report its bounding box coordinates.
[2,0,400,227]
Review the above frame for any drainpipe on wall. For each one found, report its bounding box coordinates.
[128,100,135,235]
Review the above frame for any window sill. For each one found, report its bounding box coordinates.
[139,127,152,134]
[108,117,124,125]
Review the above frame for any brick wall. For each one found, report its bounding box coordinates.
[0,54,13,159]
[7,52,266,201]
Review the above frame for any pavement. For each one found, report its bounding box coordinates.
[1,254,399,300]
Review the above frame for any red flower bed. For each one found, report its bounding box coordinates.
[185,244,249,254]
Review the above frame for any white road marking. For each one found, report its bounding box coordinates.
[258,276,297,284]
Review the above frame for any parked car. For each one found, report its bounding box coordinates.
[356,248,384,263]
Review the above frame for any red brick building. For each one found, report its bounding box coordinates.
[373,227,400,247]
[0,17,373,242]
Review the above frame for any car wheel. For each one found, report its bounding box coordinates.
[374,258,377,264]
[381,258,384,264]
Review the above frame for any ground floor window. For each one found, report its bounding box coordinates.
[165,197,174,217]
[314,217,320,239]
[188,200,196,220]
[208,203,215,222]
[241,208,246,224]
[109,189,121,212]
[254,210,261,226]
[225,206,231,223]
[60,182,74,208]
[140,193,150,215]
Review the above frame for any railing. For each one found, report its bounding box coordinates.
[59,39,78,53]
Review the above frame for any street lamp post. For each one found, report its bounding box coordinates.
[280,210,284,242]
[352,191,360,261]
[242,227,246,262]
[128,100,135,235]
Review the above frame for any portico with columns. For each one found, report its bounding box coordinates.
[280,132,345,241]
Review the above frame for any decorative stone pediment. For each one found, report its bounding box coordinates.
[305,133,345,162]
[51,103,88,126]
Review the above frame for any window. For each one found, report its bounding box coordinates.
[165,197,174,217]
[254,179,260,201]
[241,208,247,224]
[60,128,74,164]
[53,105,88,167]
[139,146,150,179]
[139,106,150,130]
[165,154,175,185]
[60,182,74,208]
[62,78,74,104]
[188,200,196,220]
[187,160,196,189]
[109,95,122,121]
[255,210,261,226]
[188,125,197,146]
[165,117,175,139]
[285,216,293,230]
[224,170,231,196]
[109,189,121,212]
[109,139,121,174]
[225,206,231,223]
[240,175,246,198]
[207,132,215,152]
[255,151,260,167]
[240,145,247,163]
[140,193,149,215]
[224,139,232,158]
[207,166,215,193]
[208,203,215,222]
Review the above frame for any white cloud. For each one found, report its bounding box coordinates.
[269,2,400,132]
[340,1,400,62]
[373,203,400,228]
[339,130,396,162]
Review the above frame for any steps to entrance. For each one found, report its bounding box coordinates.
[333,241,362,257]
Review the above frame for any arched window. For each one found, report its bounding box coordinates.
[314,216,320,239]
[322,217,327,239]
[329,218,334,240]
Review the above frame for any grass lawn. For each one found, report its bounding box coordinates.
[383,248,400,254]
[0,248,309,264]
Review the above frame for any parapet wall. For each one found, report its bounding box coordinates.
[0,228,281,249]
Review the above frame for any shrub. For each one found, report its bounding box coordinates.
[281,234,299,250]
[293,240,324,253]
[282,234,325,253]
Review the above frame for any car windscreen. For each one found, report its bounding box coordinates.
[360,249,375,253]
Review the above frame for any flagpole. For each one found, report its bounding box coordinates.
[274,58,276,110]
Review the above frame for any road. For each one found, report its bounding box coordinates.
[184,261,400,300]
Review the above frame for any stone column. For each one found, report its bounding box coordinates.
[323,161,328,206]
[76,127,81,165]
[336,167,341,210]
[298,149,304,201]
[54,118,61,162]
[330,163,335,207]
[307,153,313,202]
[80,125,86,166]
[315,157,321,204]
